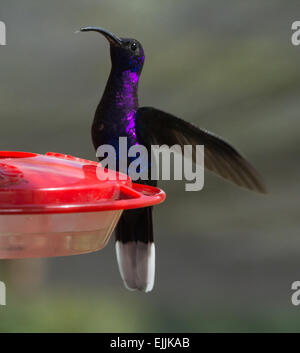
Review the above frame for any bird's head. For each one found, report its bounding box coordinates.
[80,26,145,74]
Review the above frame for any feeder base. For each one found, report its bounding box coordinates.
[0,210,122,258]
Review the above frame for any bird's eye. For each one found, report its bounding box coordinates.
[131,42,137,51]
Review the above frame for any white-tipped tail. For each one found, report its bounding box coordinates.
[115,241,155,292]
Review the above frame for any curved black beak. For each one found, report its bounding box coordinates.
[80,26,123,46]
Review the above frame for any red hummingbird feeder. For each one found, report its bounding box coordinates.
[0,151,165,259]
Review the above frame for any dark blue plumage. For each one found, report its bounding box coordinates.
[80,27,267,292]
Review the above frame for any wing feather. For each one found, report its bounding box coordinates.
[135,107,267,193]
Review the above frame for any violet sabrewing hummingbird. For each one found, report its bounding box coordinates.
[80,26,267,293]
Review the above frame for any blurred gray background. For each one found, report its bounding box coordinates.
[0,0,300,332]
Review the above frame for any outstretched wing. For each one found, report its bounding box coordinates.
[135,106,267,193]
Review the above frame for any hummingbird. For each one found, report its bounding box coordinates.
[80,26,267,293]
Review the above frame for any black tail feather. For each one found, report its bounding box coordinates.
[115,207,155,292]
